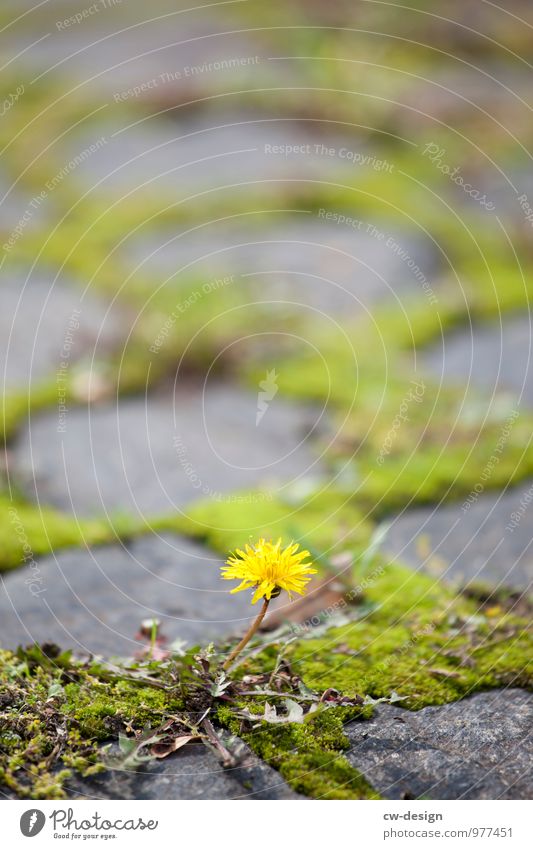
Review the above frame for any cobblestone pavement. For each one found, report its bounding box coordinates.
[0,0,531,801]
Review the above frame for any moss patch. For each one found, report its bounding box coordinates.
[220,562,530,796]
[0,496,139,573]
[0,644,183,799]
[218,702,378,800]
[242,302,533,512]
[259,563,533,710]
[211,563,531,797]
[155,485,373,559]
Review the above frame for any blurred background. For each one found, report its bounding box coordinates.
[0,0,532,656]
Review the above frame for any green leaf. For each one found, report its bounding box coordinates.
[47,682,64,699]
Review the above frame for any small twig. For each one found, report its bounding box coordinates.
[43,743,61,770]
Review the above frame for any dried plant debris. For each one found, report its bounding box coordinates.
[0,639,367,799]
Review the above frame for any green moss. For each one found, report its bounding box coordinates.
[2,51,530,578]
[156,485,373,558]
[63,678,181,739]
[0,645,185,798]
[3,133,532,481]
[2,381,59,445]
[0,496,140,573]
[218,702,379,799]
[240,300,533,512]
[211,566,531,799]
[213,563,531,797]
[272,563,532,710]
[1,639,378,800]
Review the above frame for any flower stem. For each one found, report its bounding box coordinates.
[223,597,270,670]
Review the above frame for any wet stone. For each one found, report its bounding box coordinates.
[9,384,325,516]
[125,217,440,317]
[383,480,533,591]
[0,273,126,391]
[346,689,533,800]
[0,533,259,657]
[421,315,533,407]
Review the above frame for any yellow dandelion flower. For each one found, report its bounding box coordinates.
[221,537,317,604]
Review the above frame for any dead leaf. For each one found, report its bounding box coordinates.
[363,691,406,706]
[428,667,461,679]
[332,643,361,656]
[319,688,363,706]
[260,576,347,631]
[201,718,238,768]
[236,698,315,725]
[151,735,198,759]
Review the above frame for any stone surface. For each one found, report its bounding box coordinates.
[10,383,325,516]
[383,481,533,590]
[5,4,282,102]
[0,731,301,801]
[62,112,384,199]
[422,315,533,407]
[346,689,533,800]
[0,273,125,391]
[0,533,258,657]
[9,384,321,515]
[63,737,301,801]
[473,168,533,224]
[394,314,533,592]
[125,217,439,317]
[0,174,50,234]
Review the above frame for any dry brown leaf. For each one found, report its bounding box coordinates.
[260,576,346,631]
[151,735,199,759]
[428,668,461,679]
